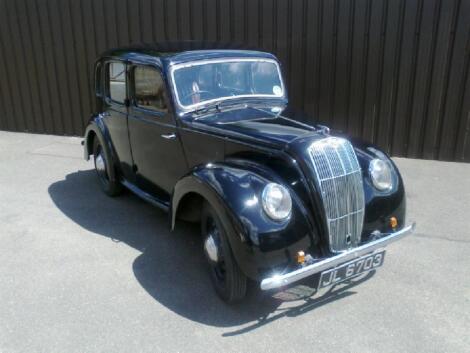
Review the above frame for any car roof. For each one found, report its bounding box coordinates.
[99,41,277,66]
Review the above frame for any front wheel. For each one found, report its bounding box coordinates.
[93,138,122,197]
[201,203,247,303]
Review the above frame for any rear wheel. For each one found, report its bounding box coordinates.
[93,138,122,197]
[201,203,247,303]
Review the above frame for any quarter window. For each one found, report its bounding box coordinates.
[134,66,167,112]
[107,62,126,103]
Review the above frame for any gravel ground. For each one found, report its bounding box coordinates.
[0,131,469,353]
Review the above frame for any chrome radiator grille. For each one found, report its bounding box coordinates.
[308,137,365,252]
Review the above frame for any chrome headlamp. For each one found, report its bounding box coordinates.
[369,158,393,191]
[261,183,292,220]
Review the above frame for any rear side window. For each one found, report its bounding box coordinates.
[107,62,126,103]
[95,62,102,96]
[133,66,167,112]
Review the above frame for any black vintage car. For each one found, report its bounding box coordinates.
[83,42,415,302]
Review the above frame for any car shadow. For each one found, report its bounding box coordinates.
[48,169,376,332]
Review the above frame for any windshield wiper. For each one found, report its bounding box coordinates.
[192,103,220,119]
[192,100,248,120]
[216,100,248,110]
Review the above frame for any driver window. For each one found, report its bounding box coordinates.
[134,66,168,112]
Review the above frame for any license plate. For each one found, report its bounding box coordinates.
[317,250,386,289]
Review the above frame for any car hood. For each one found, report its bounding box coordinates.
[185,105,322,149]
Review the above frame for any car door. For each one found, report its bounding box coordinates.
[127,64,188,203]
[102,60,134,180]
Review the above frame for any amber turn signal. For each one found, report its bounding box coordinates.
[297,251,306,264]
[390,216,398,229]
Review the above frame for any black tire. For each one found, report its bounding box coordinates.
[201,202,247,303]
[93,137,122,197]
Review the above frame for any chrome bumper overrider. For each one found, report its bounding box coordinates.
[260,223,416,290]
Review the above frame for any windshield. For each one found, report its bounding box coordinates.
[171,59,284,110]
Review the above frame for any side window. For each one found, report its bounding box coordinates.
[95,62,102,96]
[134,66,168,112]
[107,62,126,103]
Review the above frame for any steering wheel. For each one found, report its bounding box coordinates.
[182,90,216,102]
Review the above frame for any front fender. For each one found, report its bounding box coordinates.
[350,138,407,237]
[171,163,313,280]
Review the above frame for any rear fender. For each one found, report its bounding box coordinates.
[83,115,118,182]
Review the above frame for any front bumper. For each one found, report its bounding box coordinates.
[260,223,416,290]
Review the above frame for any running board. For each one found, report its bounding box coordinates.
[121,180,170,212]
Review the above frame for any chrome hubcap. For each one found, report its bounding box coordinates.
[204,234,219,263]
[204,219,226,283]
[95,152,107,180]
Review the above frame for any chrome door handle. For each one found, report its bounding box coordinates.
[161,133,176,140]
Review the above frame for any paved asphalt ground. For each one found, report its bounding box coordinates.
[0,131,469,353]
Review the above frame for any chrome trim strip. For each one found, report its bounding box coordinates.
[260,223,416,291]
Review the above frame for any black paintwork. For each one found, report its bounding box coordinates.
[84,43,406,281]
